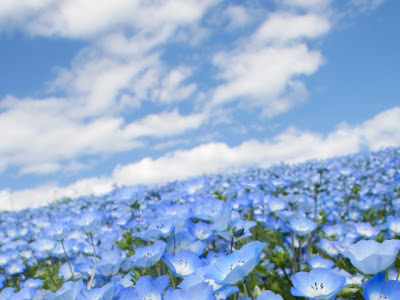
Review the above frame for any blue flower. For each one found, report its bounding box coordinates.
[96,249,124,277]
[256,290,283,300]
[164,282,215,300]
[341,239,400,274]
[363,272,400,300]
[135,218,176,242]
[204,241,266,285]
[306,255,335,269]
[76,211,102,235]
[51,280,84,300]
[129,275,169,300]
[79,281,116,300]
[386,215,400,235]
[291,267,346,299]
[163,250,204,277]
[214,286,239,300]
[131,240,167,268]
[167,230,205,255]
[289,216,318,237]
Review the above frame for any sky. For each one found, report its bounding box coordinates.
[0,0,399,210]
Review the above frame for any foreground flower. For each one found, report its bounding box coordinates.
[131,240,167,268]
[129,275,169,300]
[341,239,400,274]
[363,272,400,300]
[204,241,266,285]
[164,282,214,300]
[291,267,346,299]
[163,250,204,277]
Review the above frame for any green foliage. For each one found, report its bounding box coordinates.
[115,230,141,257]
[37,262,64,292]
[213,189,228,201]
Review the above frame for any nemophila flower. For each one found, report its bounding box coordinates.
[322,224,345,240]
[256,290,284,300]
[0,250,19,267]
[332,267,364,286]
[128,275,169,300]
[0,287,14,299]
[135,218,176,242]
[306,255,335,269]
[291,267,346,299]
[45,280,84,300]
[76,211,102,235]
[3,286,37,300]
[204,241,266,285]
[317,239,340,258]
[218,218,257,243]
[22,278,43,289]
[386,215,400,235]
[30,238,56,258]
[214,286,239,300]
[131,240,167,268]
[267,197,288,212]
[189,221,213,241]
[163,250,205,277]
[4,259,26,275]
[363,272,400,300]
[179,264,223,292]
[96,249,124,277]
[59,262,81,281]
[289,216,318,237]
[353,222,380,238]
[341,239,400,274]
[44,222,72,241]
[167,230,205,255]
[113,185,147,206]
[79,281,117,300]
[164,282,215,300]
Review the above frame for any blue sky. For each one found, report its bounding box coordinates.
[1,0,399,210]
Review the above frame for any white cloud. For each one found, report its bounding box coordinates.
[1,177,114,211]
[123,109,206,139]
[113,106,400,186]
[0,97,206,175]
[4,106,400,210]
[211,44,323,115]
[10,0,218,39]
[253,12,331,44]
[155,67,197,103]
[209,10,329,115]
[224,5,253,29]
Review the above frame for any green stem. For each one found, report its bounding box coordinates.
[244,277,254,300]
[307,233,312,259]
[169,272,176,289]
[291,233,297,273]
[87,233,97,290]
[60,240,75,282]
[48,273,59,291]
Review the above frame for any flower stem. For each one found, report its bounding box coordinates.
[87,233,97,290]
[60,240,75,282]
[244,277,254,300]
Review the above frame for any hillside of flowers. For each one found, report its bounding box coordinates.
[0,147,400,299]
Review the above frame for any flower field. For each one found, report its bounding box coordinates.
[0,147,400,299]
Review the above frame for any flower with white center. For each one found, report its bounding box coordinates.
[341,239,400,275]
[363,272,400,300]
[163,250,204,277]
[291,267,346,299]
